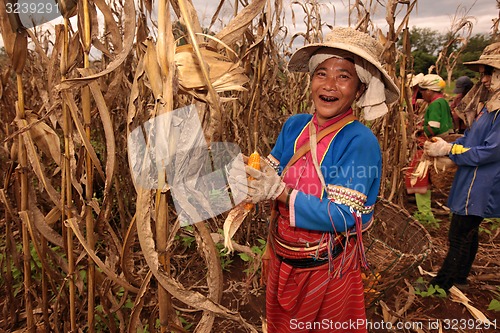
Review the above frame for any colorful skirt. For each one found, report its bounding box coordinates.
[265,237,367,333]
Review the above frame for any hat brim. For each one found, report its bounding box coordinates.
[288,42,400,104]
[463,59,500,72]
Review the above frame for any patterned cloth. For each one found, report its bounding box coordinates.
[265,110,381,332]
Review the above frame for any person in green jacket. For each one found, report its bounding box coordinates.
[419,74,454,137]
[414,74,454,223]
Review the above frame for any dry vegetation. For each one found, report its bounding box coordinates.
[0,0,499,332]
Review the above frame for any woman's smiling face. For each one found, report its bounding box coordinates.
[310,57,364,125]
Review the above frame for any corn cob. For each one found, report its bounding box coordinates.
[245,151,260,210]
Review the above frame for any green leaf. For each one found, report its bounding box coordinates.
[251,245,262,255]
[488,299,500,312]
[238,253,252,262]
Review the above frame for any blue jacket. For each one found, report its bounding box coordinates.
[270,113,381,232]
[448,108,500,217]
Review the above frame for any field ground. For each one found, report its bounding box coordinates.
[1,189,498,332]
[209,189,500,332]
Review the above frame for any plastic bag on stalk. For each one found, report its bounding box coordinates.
[128,104,247,226]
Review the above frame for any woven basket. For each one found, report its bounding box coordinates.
[429,133,461,194]
[362,199,432,307]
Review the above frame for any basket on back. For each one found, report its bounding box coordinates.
[362,199,432,307]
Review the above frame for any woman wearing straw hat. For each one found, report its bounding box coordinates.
[424,42,500,292]
[239,27,399,332]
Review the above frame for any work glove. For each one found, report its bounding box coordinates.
[424,137,452,157]
[226,155,250,203]
[245,158,286,204]
[227,155,286,204]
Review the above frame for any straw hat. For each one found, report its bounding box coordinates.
[287,27,399,104]
[463,42,500,71]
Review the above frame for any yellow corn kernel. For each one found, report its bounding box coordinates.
[245,151,260,210]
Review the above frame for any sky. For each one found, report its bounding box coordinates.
[194,0,496,38]
[0,1,497,50]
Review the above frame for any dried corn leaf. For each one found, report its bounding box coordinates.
[379,300,393,322]
[193,221,224,331]
[20,210,62,283]
[144,40,163,99]
[66,217,139,293]
[134,188,258,332]
[12,31,28,74]
[16,117,62,208]
[175,45,249,93]
[66,30,83,73]
[94,0,123,52]
[30,194,63,248]
[57,0,78,18]
[25,111,61,166]
[81,68,116,197]
[128,270,153,333]
[223,202,250,253]
[419,266,492,324]
[57,0,136,90]
[0,0,21,55]
[175,45,234,87]
[262,318,268,333]
[212,68,250,92]
[450,287,492,324]
[63,91,105,181]
[214,0,267,47]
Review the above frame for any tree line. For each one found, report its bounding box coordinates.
[402,26,492,82]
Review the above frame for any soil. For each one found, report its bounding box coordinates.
[207,189,500,333]
[2,189,498,332]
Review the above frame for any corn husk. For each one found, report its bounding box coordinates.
[222,202,250,253]
[175,44,249,94]
[410,158,430,186]
[411,154,457,187]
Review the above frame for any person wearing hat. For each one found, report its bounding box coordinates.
[451,76,474,133]
[235,27,399,332]
[405,74,453,225]
[419,74,454,137]
[408,72,425,112]
[404,73,426,207]
[424,42,500,292]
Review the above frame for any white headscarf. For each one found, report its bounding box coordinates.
[309,49,388,120]
[418,74,446,92]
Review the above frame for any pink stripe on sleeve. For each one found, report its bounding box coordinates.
[288,190,298,227]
